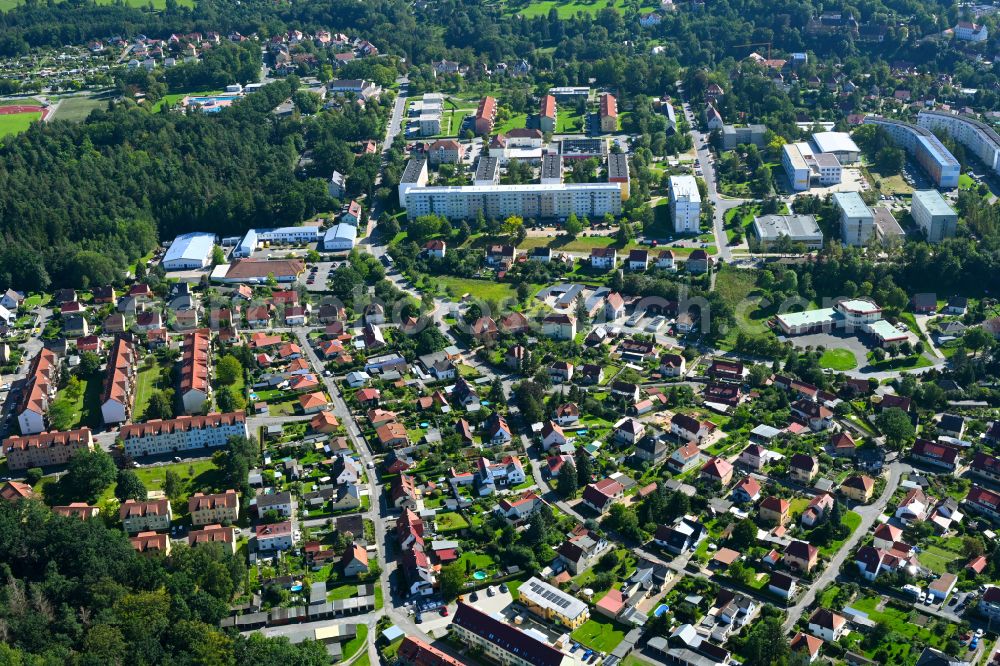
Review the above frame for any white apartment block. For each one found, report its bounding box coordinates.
[120,412,248,458]
[833,192,874,246]
[403,183,622,221]
[398,157,429,209]
[919,110,1000,176]
[864,116,960,189]
[669,175,701,233]
[911,189,958,243]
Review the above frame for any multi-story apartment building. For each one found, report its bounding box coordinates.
[911,189,958,243]
[451,602,575,666]
[101,335,139,425]
[864,116,960,188]
[539,94,557,133]
[189,490,240,526]
[120,499,173,534]
[188,524,236,554]
[599,93,618,133]
[120,411,248,458]
[2,428,93,470]
[518,577,590,629]
[918,110,1000,176]
[833,192,874,246]
[668,175,701,233]
[180,329,212,413]
[474,96,497,135]
[403,182,623,221]
[16,349,60,435]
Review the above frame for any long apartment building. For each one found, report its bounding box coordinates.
[918,110,1000,175]
[2,427,94,470]
[539,94,557,133]
[607,152,630,200]
[599,93,618,133]
[864,116,960,188]
[474,96,497,135]
[16,348,60,435]
[404,183,622,221]
[101,335,139,425]
[119,411,248,458]
[450,602,576,666]
[180,329,211,413]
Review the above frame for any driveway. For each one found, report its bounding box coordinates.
[782,461,909,631]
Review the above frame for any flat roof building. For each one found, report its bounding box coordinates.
[669,175,701,234]
[872,205,906,247]
[607,152,630,200]
[864,116,960,188]
[474,156,501,186]
[398,156,428,208]
[833,192,874,246]
[911,190,958,243]
[163,233,216,271]
[561,138,608,159]
[541,154,563,184]
[404,183,622,221]
[722,124,766,150]
[811,131,860,163]
[752,214,823,249]
[919,110,1000,175]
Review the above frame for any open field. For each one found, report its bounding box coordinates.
[52,95,108,122]
[434,276,521,302]
[54,375,103,429]
[505,0,657,18]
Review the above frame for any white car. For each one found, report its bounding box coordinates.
[976,629,985,638]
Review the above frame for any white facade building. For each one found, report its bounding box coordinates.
[668,175,701,233]
[120,412,249,457]
[403,183,622,221]
[162,233,216,271]
[911,190,958,243]
[918,110,1000,176]
[833,192,874,246]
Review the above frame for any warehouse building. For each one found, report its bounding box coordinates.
[163,233,216,271]
[811,131,861,164]
[323,223,358,251]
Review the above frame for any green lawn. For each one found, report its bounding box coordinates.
[51,95,107,123]
[555,106,585,134]
[847,594,961,663]
[866,353,934,372]
[919,537,965,574]
[101,459,222,505]
[506,0,656,18]
[152,89,223,113]
[434,276,521,302]
[570,616,626,653]
[340,624,368,663]
[819,348,858,371]
[268,398,302,416]
[0,111,40,138]
[435,511,469,532]
[495,112,529,135]
[327,584,358,601]
[133,358,169,421]
[53,375,103,429]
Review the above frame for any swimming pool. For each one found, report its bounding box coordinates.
[472,571,487,580]
[654,604,669,617]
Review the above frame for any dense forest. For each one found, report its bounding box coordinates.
[0,79,338,291]
[0,498,330,665]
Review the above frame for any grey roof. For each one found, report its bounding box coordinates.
[474,156,500,181]
[753,214,822,241]
[541,154,562,180]
[400,156,427,183]
[164,232,215,264]
[608,153,629,180]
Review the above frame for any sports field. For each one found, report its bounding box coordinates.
[0,104,45,138]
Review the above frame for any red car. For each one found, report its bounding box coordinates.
[440,607,449,617]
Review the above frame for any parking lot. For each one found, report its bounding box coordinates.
[301,261,338,292]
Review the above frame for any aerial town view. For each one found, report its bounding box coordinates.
[1,1,1000,665]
